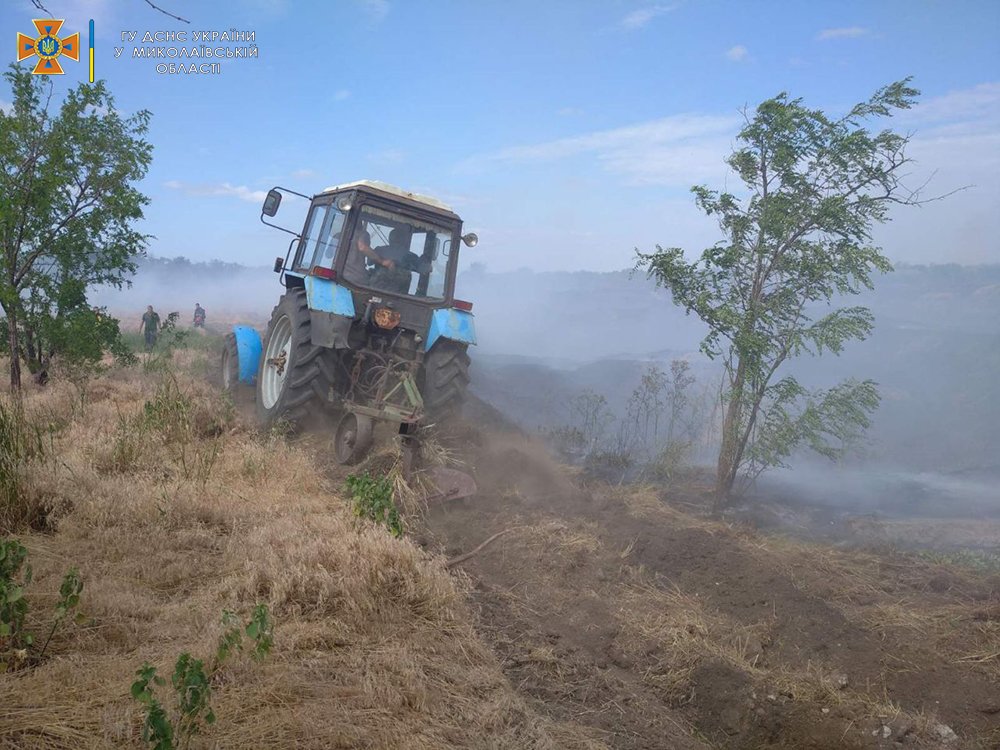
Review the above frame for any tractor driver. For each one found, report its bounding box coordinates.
[369,227,426,294]
[343,228,395,283]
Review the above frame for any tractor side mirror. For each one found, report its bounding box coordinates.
[273,256,284,273]
[262,189,282,217]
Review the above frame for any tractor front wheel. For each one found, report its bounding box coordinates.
[256,288,335,430]
[221,333,239,393]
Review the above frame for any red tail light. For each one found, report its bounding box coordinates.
[312,266,337,280]
[453,299,473,312]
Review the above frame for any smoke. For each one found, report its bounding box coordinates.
[751,462,1000,520]
[457,265,707,364]
[98,256,1000,526]
[90,257,276,324]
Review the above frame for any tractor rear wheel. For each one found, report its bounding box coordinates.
[256,288,336,430]
[421,340,470,423]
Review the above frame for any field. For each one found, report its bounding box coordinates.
[1,337,997,749]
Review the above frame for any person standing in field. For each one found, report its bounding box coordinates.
[140,305,160,350]
[193,303,206,328]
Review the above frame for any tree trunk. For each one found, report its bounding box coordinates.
[715,398,740,502]
[7,305,22,391]
[715,361,747,506]
[24,326,38,374]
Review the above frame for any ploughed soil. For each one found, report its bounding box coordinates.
[412,416,1000,749]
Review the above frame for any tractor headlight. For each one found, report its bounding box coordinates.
[374,307,401,330]
[336,195,353,212]
[462,232,478,247]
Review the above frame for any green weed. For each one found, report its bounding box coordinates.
[1,538,84,671]
[132,605,274,749]
[346,473,402,538]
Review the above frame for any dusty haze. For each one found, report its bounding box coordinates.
[94,256,1000,528]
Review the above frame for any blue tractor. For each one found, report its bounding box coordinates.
[222,180,479,468]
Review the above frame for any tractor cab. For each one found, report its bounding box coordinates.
[266,181,477,310]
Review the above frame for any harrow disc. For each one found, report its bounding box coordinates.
[333,412,374,465]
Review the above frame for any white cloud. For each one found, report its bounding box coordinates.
[165,180,267,203]
[817,26,870,40]
[461,113,740,187]
[904,82,1000,124]
[459,82,1000,266]
[290,168,315,179]
[899,82,1000,190]
[558,107,585,117]
[621,4,676,30]
[333,89,351,102]
[862,82,1000,264]
[359,0,390,22]
[725,45,748,62]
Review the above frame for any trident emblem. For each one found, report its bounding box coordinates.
[17,19,79,75]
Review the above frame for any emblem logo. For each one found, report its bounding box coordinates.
[17,19,79,75]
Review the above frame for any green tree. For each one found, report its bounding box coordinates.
[0,65,151,390]
[638,80,934,502]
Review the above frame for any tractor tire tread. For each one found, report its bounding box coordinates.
[421,341,471,422]
[256,288,336,431]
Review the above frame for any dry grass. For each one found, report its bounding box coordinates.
[614,483,720,534]
[616,482,1000,684]
[740,531,1000,684]
[612,570,771,700]
[0,354,598,749]
[608,558,964,743]
[606,481,1000,744]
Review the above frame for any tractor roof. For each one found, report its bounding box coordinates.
[320,180,455,215]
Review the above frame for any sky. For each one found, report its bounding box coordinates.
[2,0,999,272]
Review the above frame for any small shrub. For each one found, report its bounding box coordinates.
[345,473,402,538]
[1,538,84,671]
[649,440,693,482]
[55,307,138,386]
[0,540,31,659]
[38,566,84,659]
[141,312,189,373]
[132,605,274,749]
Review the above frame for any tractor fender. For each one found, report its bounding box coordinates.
[304,275,355,316]
[304,276,356,349]
[232,325,262,385]
[426,308,476,352]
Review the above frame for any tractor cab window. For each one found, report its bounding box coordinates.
[344,205,454,300]
[297,202,346,271]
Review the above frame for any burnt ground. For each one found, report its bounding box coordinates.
[414,424,1000,750]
